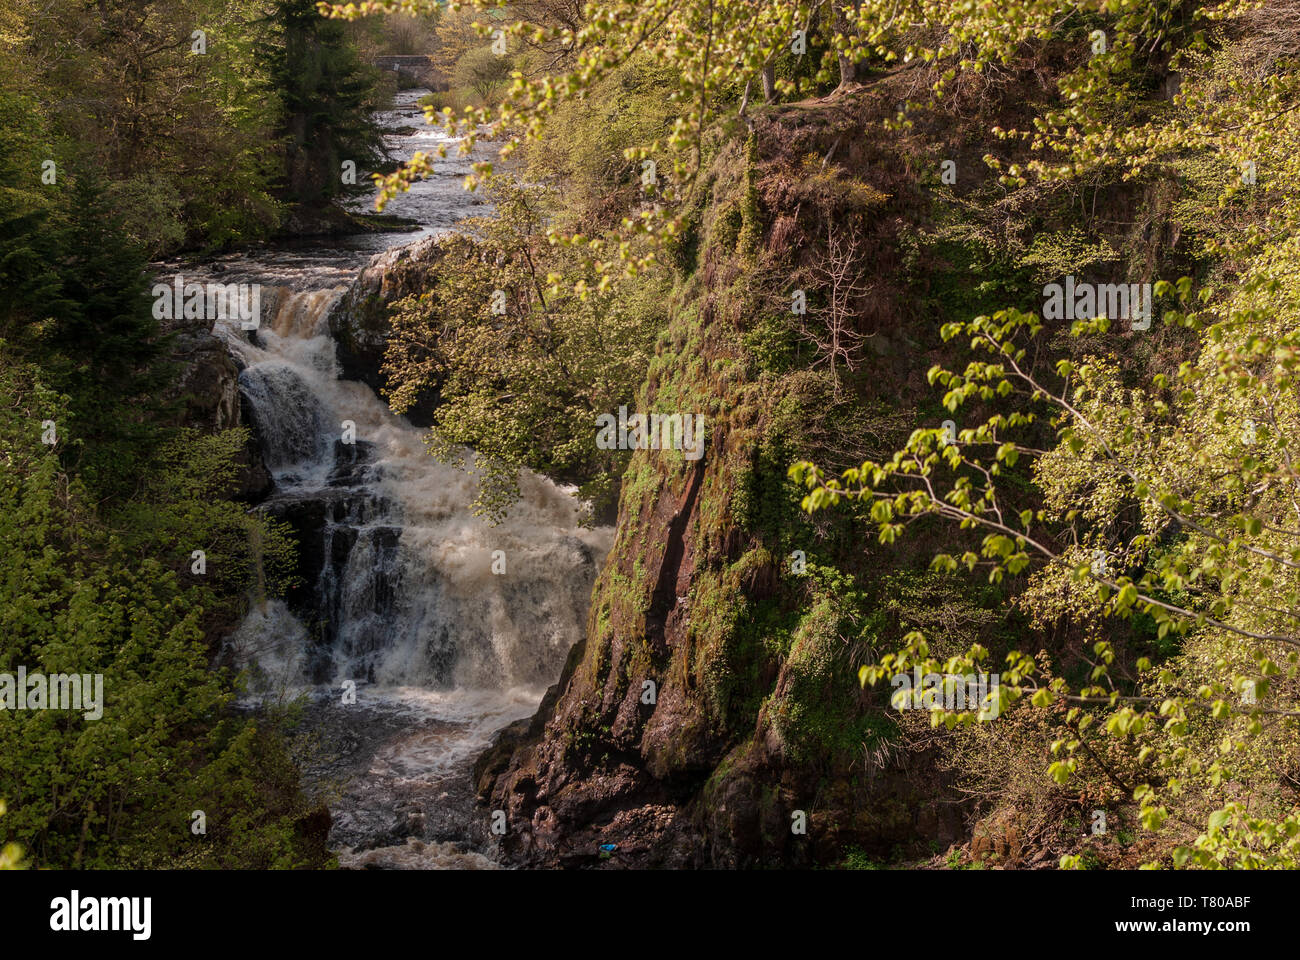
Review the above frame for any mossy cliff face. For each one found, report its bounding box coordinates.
[474,97,983,867]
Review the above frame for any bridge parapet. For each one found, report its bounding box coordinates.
[373,55,445,90]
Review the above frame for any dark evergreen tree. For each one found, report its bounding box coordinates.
[48,171,174,495]
[0,110,174,499]
[269,0,387,208]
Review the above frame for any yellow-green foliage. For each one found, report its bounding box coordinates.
[795,23,1300,861]
[383,178,671,522]
[0,350,324,869]
[338,0,1300,868]
[521,56,684,233]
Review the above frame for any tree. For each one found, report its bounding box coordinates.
[791,2,1300,868]
[429,3,493,77]
[796,219,871,393]
[832,0,862,91]
[0,351,314,869]
[268,0,386,208]
[0,801,23,870]
[7,0,284,252]
[453,44,513,107]
[383,178,669,521]
[0,110,174,499]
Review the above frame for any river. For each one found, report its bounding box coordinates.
[191,88,610,868]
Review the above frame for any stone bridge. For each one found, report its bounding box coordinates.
[373,55,447,90]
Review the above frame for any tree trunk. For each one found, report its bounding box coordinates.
[835,1,860,89]
[762,62,776,103]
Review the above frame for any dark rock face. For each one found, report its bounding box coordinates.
[259,440,406,686]
[293,804,334,866]
[162,315,272,502]
[269,495,331,616]
[233,391,274,502]
[167,317,241,432]
[328,235,448,427]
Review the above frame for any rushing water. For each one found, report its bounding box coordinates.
[197,89,610,868]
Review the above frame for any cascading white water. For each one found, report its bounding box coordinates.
[202,89,610,868]
[219,286,608,695]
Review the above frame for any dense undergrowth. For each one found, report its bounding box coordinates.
[4,0,1299,870]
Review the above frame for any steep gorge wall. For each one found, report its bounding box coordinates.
[472,96,986,868]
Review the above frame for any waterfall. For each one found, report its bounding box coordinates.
[217,286,609,696]
[191,87,601,866]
